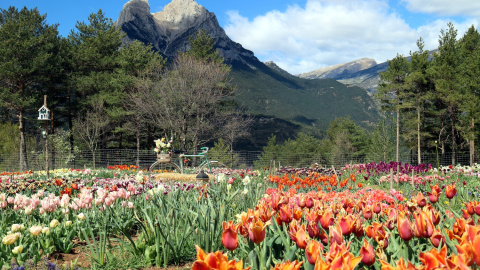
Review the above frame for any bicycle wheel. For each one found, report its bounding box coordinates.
[199,160,228,173]
[149,161,181,173]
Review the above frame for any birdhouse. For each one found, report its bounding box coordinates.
[38,105,50,120]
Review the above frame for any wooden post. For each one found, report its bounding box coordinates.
[44,95,49,180]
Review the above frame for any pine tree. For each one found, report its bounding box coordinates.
[0,7,61,170]
[68,10,124,150]
[458,25,480,165]
[431,22,462,165]
[376,54,410,164]
[404,38,434,164]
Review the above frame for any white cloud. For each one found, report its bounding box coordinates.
[224,0,480,74]
[402,0,480,17]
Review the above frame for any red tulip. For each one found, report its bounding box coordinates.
[415,192,427,207]
[221,221,239,251]
[360,239,375,266]
[397,214,414,241]
[319,210,334,230]
[362,205,373,220]
[430,229,444,248]
[328,224,344,245]
[446,184,457,199]
[248,217,270,244]
[372,202,382,214]
[307,220,320,238]
[413,211,434,238]
[428,185,441,203]
[278,205,293,224]
[338,214,356,236]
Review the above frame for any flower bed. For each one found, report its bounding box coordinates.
[1,164,480,269]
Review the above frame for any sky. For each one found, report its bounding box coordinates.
[2,0,480,74]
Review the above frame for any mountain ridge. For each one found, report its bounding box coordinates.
[115,0,381,148]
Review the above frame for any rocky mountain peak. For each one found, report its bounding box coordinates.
[153,0,209,40]
[116,0,258,65]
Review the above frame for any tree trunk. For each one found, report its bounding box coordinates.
[417,100,421,165]
[451,112,456,165]
[18,110,28,171]
[396,107,400,163]
[136,129,140,167]
[50,109,55,170]
[470,118,475,166]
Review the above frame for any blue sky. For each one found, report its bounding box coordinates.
[2,0,480,74]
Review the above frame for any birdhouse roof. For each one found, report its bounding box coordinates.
[38,105,50,112]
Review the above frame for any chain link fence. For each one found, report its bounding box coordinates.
[0,148,476,172]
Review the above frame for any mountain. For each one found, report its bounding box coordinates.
[300,50,438,95]
[297,58,377,80]
[116,0,381,148]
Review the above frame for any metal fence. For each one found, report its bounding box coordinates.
[0,148,476,172]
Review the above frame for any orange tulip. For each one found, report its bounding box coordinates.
[248,217,270,244]
[419,246,447,269]
[221,221,239,251]
[360,239,375,266]
[353,217,364,238]
[372,201,382,214]
[446,184,457,199]
[446,253,471,270]
[278,205,293,224]
[293,207,303,221]
[192,245,251,270]
[272,260,303,270]
[430,228,444,248]
[379,258,417,270]
[427,185,441,203]
[306,240,323,265]
[328,224,344,245]
[415,192,426,207]
[397,214,414,241]
[453,218,467,237]
[316,242,362,270]
[319,210,334,230]
[290,226,309,249]
[338,214,356,236]
[362,205,373,220]
[413,210,434,238]
[307,220,321,238]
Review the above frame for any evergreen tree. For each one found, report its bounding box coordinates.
[68,10,124,150]
[458,25,480,165]
[366,117,395,162]
[404,38,434,164]
[431,22,462,165]
[185,29,222,63]
[376,54,410,164]
[326,117,368,165]
[0,6,61,170]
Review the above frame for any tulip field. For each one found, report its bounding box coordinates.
[2,163,480,269]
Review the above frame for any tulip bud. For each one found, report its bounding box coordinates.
[50,219,60,229]
[42,227,50,235]
[30,225,43,236]
[11,224,24,233]
[65,220,73,227]
[12,245,23,255]
[2,234,19,245]
[77,213,85,220]
[360,239,375,266]
[24,207,32,215]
